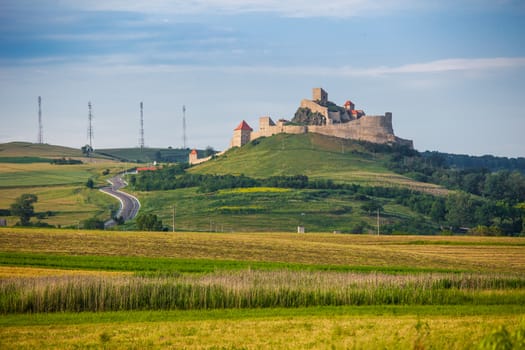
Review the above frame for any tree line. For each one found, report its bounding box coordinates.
[129,165,524,236]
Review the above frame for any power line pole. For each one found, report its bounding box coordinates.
[87,101,94,154]
[377,208,380,235]
[37,96,43,144]
[172,205,175,232]
[182,105,187,149]
[139,102,144,149]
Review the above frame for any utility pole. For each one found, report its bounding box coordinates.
[37,96,43,144]
[377,208,380,235]
[172,205,175,232]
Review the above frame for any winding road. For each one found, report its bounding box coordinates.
[100,174,141,228]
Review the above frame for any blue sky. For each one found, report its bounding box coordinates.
[1,0,524,157]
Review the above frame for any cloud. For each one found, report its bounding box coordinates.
[339,57,525,76]
[56,0,417,18]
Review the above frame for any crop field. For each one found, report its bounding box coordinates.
[0,228,524,348]
[0,160,134,227]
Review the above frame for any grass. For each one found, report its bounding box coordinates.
[129,186,437,233]
[192,133,447,195]
[0,142,84,158]
[0,307,524,349]
[1,270,524,313]
[0,229,523,348]
[1,229,524,273]
[0,186,119,227]
[0,160,134,227]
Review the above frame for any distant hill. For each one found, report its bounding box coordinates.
[422,151,525,173]
[96,147,209,163]
[0,142,84,159]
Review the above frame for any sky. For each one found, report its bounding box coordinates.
[0,0,524,157]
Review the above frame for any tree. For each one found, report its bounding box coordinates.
[82,217,105,229]
[430,199,446,223]
[445,192,475,229]
[81,144,93,156]
[86,178,94,189]
[136,213,164,231]
[10,194,38,226]
[204,146,216,157]
[360,200,383,216]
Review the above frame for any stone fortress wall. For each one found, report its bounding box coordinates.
[196,88,413,164]
[230,88,413,149]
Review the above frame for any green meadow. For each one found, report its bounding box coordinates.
[0,229,524,348]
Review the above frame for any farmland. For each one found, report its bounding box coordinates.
[0,142,136,227]
[0,228,524,348]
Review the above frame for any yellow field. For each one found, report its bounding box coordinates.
[1,228,524,273]
[0,311,522,349]
[0,266,129,278]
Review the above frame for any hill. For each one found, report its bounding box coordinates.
[0,142,84,159]
[96,147,212,163]
[0,142,136,228]
[128,134,450,233]
[192,133,445,194]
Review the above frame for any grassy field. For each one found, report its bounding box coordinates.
[128,186,438,233]
[1,307,524,349]
[0,157,134,226]
[0,229,524,348]
[0,228,525,349]
[0,142,84,158]
[192,133,447,195]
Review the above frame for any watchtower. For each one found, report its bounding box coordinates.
[231,120,253,147]
[312,88,328,105]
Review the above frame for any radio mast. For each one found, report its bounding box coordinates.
[87,101,94,151]
[38,96,43,144]
[139,102,144,149]
[182,105,187,149]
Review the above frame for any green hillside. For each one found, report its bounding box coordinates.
[0,142,83,159]
[127,134,450,233]
[192,133,445,194]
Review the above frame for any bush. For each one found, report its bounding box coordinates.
[82,217,105,230]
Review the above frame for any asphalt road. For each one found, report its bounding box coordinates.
[100,174,141,228]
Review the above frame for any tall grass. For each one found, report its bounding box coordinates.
[1,270,524,313]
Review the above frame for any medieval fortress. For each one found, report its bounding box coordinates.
[190,88,412,164]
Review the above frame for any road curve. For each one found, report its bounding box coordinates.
[100,174,141,228]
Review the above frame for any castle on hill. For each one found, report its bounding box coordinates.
[190,88,413,164]
[229,88,413,149]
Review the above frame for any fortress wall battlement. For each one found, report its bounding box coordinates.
[308,115,397,144]
[252,121,306,140]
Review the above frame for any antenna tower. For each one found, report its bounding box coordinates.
[87,101,94,151]
[139,102,144,149]
[182,105,187,149]
[37,96,43,144]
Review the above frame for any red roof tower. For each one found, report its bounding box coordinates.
[234,120,253,131]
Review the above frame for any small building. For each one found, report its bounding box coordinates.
[136,166,157,172]
[297,226,305,234]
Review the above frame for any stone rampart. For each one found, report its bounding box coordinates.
[308,115,396,144]
[300,99,329,118]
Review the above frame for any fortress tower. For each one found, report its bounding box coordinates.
[312,88,328,105]
[230,120,253,148]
